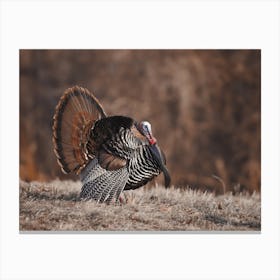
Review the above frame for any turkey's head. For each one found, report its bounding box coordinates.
[138,121,157,145]
[138,121,171,188]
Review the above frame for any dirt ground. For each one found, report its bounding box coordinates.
[19,180,261,232]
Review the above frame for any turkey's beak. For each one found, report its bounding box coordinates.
[149,144,171,188]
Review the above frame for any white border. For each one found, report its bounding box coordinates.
[1,1,279,279]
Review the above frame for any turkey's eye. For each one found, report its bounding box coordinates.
[144,125,149,132]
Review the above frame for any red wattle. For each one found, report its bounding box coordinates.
[149,137,157,145]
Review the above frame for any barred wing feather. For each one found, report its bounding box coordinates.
[80,158,129,203]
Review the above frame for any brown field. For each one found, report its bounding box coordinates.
[20,180,261,231]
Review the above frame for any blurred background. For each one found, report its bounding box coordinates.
[20,50,260,194]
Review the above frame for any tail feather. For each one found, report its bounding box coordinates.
[52,86,106,174]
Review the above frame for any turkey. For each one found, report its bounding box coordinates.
[52,86,170,203]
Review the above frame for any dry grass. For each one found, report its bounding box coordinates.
[19,180,261,231]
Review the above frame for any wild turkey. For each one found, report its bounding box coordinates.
[52,86,170,203]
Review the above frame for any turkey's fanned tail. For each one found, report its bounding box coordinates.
[52,86,106,174]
